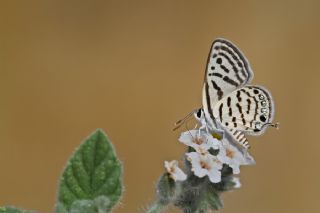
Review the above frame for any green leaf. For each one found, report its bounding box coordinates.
[56,129,123,212]
[0,206,35,213]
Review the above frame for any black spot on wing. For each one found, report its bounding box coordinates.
[241,88,254,98]
[246,98,251,114]
[227,97,231,107]
[236,90,242,102]
[208,72,223,77]
[260,115,266,122]
[236,103,246,125]
[220,65,229,73]
[222,76,239,87]
[236,103,243,114]
[232,117,237,127]
[242,118,246,125]
[209,67,239,88]
[227,97,232,116]
[219,103,223,122]
[211,80,223,100]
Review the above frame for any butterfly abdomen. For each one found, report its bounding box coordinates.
[229,129,250,149]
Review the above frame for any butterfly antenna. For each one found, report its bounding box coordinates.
[262,122,280,130]
[173,109,199,131]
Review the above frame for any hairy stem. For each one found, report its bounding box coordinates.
[146,199,168,213]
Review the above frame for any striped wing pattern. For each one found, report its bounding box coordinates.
[202,38,275,149]
[212,86,274,148]
[203,39,253,108]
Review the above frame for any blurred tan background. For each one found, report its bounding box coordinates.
[1,0,320,212]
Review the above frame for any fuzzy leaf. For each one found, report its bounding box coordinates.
[56,129,122,212]
[0,207,35,213]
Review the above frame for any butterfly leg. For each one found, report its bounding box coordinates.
[197,120,208,138]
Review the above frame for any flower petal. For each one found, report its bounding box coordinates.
[208,169,221,183]
[186,152,223,183]
[164,160,187,181]
[217,136,255,174]
[174,167,187,181]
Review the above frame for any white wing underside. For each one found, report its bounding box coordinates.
[202,38,275,149]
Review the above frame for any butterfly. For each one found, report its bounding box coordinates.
[175,38,278,149]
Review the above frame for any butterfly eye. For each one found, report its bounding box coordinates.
[196,109,202,118]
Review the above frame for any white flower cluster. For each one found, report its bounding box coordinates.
[164,126,255,184]
[180,130,255,183]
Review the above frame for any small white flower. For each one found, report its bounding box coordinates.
[186,152,223,183]
[164,160,187,181]
[179,130,220,151]
[217,138,255,174]
[231,177,241,189]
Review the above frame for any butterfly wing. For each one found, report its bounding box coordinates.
[212,86,275,148]
[202,38,254,127]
